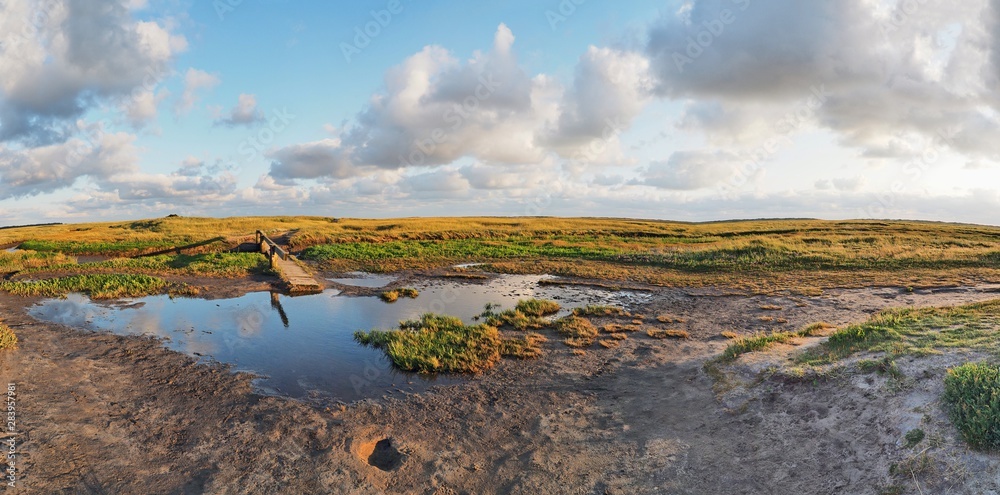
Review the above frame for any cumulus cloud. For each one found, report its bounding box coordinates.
[635,151,745,190]
[541,46,654,162]
[0,127,139,199]
[175,68,220,115]
[647,0,1000,161]
[0,0,186,144]
[266,138,358,180]
[267,23,654,183]
[214,93,265,127]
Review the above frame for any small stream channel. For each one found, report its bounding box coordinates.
[28,274,650,403]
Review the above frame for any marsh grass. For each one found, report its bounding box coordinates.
[0,250,76,273]
[5,217,1000,290]
[798,300,1000,365]
[572,304,627,317]
[646,329,690,339]
[515,299,560,317]
[477,300,557,330]
[554,315,598,348]
[379,288,419,303]
[355,313,548,373]
[21,253,269,278]
[0,274,167,299]
[0,324,17,350]
[720,321,838,362]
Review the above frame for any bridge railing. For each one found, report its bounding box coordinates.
[256,230,289,264]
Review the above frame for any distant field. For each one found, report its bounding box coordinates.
[2,216,1000,292]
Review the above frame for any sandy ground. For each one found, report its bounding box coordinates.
[3,281,1000,494]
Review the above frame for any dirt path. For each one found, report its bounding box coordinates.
[2,283,1000,494]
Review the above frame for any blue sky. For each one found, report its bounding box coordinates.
[1,0,999,225]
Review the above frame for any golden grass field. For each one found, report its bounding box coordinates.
[2,216,999,293]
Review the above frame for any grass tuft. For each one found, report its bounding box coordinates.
[379,288,419,303]
[354,313,500,373]
[647,329,690,339]
[500,332,547,359]
[655,314,685,324]
[0,324,17,350]
[515,299,560,317]
[572,304,626,317]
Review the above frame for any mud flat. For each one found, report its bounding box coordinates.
[3,279,1000,493]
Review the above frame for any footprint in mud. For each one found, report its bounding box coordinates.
[358,438,405,472]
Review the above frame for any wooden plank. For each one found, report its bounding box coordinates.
[256,230,323,294]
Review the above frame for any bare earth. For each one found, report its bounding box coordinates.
[3,280,1000,494]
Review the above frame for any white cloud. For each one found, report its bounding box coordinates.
[635,151,745,191]
[175,68,220,115]
[647,0,1000,162]
[0,126,140,199]
[215,93,265,127]
[267,24,653,183]
[0,0,186,144]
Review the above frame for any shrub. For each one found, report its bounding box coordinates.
[943,362,1000,449]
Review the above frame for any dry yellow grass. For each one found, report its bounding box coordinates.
[5,216,1000,292]
[647,329,691,339]
[656,314,685,324]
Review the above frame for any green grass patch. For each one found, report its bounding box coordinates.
[21,253,269,278]
[477,301,555,330]
[0,324,17,350]
[515,299,560,317]
[0,250,76,273]
[0,274,167,299]
[904,428,925,449]
[943,362,1000,450]
[721,331,797,361]
[354,313,541,373]
[719,322,835,362]
[798,300,1000,365]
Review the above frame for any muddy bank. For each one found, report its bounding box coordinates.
[2,282,1000,493]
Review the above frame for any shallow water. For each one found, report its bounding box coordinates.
[29,274,650,403]
[327,272,397,288]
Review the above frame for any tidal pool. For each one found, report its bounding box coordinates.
[29,275,650,403]
[327,272,397,288]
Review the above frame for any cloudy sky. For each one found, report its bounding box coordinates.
[1,0,999,226]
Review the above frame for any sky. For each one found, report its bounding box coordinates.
[1,0,1000,226]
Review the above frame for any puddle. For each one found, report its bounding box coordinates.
[4,246,18,253]
[28,274,649,403]
[328,272,397,288]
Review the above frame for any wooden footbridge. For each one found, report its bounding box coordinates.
[256,231,323,294]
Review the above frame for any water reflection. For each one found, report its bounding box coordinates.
[29,275,650,403]
[327,272,397,288]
